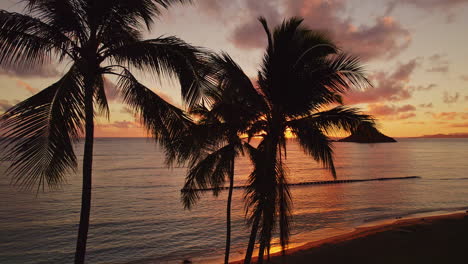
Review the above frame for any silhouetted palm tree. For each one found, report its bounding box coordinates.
[228,17,374,263]
[167,53,263,264]
[0,1,210,263]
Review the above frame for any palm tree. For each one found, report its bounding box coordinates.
[0,1,210,263]
[166,53,263,264]
[213,17,374,264]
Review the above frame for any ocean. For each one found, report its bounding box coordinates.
[1,138,467,263]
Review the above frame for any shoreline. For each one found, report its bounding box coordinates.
[229,211,468,264]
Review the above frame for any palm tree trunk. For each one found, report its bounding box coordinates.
[244,216,260,264]
[257,240,265,264]
[224,158,235,264]
[75,78,94,264]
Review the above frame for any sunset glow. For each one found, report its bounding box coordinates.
[1,0,468,138]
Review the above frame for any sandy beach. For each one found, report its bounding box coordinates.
[231,212,468,264]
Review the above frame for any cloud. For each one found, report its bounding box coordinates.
[431,112,468,120]
[102,77,119,102]
[419,103,433,108]
[230,0,282,49]
[404,121,425,125]
[345,59,418,104]
[16,80,39,94]
[0,99,14,112]
[443,92,460,104]
[426,66,449,73]
[98,120,141,129]
[120,106,134,115]
[367,103,416,120]
[335,16,411,61]
[387,0,468,22]
[229,0,412,61]
[0,63,60,78]
[196,0,225,16]
[448,123,468,128]
[409,83,437,92]
[432,112,458,120]
[390,0,468,11]
[425,53,449,73]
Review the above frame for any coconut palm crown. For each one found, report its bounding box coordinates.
[0,0,210,263]
[165,53,263,264]
[237,17,375,263]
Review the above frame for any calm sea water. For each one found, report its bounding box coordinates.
[1,138,468,263]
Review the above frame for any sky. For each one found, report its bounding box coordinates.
[1,0,468,137]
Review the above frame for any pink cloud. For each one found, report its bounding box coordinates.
[397,113,416,120]
[431,112,468,120]
[229,0,412,61]
[230,0,282,49]
[103,77,119,102]
[367,103,416,120]
[16,80,39,95]
[344,59,418,104]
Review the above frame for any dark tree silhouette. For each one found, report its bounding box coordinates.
[167,53,263,264]
[0,1,210,263]
[207,17,374,264]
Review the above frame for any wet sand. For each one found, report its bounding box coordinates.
[231,212,468,264]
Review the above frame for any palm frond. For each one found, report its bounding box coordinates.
[208,53,266,124]
[94,75,110,119]
[289,106,374,135]
[89,0,192,33]
[115,68,192,147]
[106,37,213,106]
[181,144,235,209]
[23,0,87,43]
[276,161,291,253]
[258,16,272,52]
[0,10,74,67]
[289,124,336,178]
[0,66,84,190]
[322,53,372,93]
[164,121,225,167]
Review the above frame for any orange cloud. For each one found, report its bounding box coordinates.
[95,120,147,137]
[431,112,468,120]
[16,80,39,94]
[449,122,468,128]
[367,103,416,120]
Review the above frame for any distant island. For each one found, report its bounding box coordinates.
[414,133,468,138]
[338,123,397,143]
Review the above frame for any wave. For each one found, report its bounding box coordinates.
[362,206,468,223]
